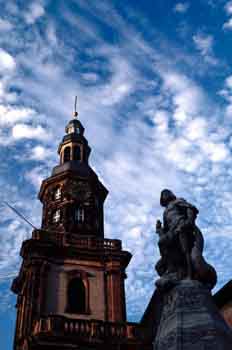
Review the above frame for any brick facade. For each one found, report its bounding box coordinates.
[11,115,148,350]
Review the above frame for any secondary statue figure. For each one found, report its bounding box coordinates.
[155,189,217,291]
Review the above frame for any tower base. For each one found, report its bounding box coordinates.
[154,280,232,350]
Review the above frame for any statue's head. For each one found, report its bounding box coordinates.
[160,189,176,207]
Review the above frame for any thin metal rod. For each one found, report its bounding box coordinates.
[73,95,78,117]
[3,202,104,239]
[3,201,87,236]
[0,274,17,279]
[74,96,77,113]
[3,201,38,230]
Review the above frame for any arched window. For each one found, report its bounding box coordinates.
[54,186,61,200]
[52,209,60,223]
[67,278,86,314]
[73,146,81,161]
[63,147,71,162]
[75,207,84,223]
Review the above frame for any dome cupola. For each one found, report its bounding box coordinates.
[57,101,91,165]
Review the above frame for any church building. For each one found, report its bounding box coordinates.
[11,110,151,350]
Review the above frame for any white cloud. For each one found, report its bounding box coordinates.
[12,124,49,141]
[97,58,136,106]
[46,23,58,47]
[0,48,16,71]
[128,226,142,239]
[192,32,217,65]
[0,105,36,125]
[0,75,18,104]
[199,140,229,162]
[25,166,49,189]
[0,18,13,31]
[185,118,207,141]
[160,70,230,170]
[30,145,50,160]
[173,2,189,13]
[24,2,45,25]
[162,71,204,123]
[193,33,214,56]
[225,1,232,15]
[81,72,99,83]
[152,110,169,133]
[0,82,5,98]
[219,75,232,116]
[225,75,232,89]
[223,2,232,30]
[0,220,28,270]
[223,18,232,30]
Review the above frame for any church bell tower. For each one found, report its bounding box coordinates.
[11,104,144,350]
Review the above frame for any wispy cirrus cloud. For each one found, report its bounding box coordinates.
[193,32,217,65]
[0,0,231,331]
[12,124,50,141]
[193,33,214,56]
[223,1,232,29]
[0,49,16,72]
[0,18,13,32]
[0,105,36,125]
[24,2,45,25]
[225,0,232,15]
[173,2,190,13]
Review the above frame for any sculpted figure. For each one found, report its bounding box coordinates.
[155,189,217,291]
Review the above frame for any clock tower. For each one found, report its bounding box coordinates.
[11,109,147,349]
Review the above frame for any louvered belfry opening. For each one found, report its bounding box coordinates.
[63,146,71,162]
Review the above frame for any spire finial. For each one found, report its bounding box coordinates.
[73,96,78,118]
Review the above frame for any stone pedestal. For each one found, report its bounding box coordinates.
[154,280,232,350]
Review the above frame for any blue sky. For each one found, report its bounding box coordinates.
[1,0,232,347]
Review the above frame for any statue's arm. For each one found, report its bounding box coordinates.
[185,206,198,227]
[158,219,174,247]
[156,220,163,236]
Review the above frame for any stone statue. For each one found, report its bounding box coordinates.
[155,189,217,291]
[154,190,232,350]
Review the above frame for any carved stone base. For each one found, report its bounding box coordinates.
[154,280,232,350]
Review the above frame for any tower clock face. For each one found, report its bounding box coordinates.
[67,180,92,201]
